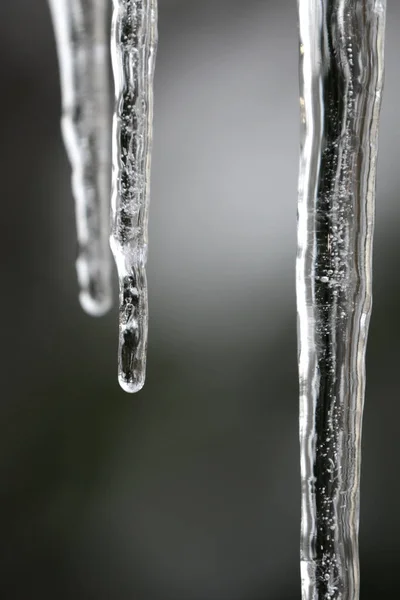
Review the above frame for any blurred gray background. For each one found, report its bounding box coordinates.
[0,0,399,598]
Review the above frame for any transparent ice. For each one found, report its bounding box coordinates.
[297,1,386,599]
[110,0,158,393]
[48,0,113,316]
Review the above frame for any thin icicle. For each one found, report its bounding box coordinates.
[49,0,113,316]
[110,0,158,393]
[297,1,386,598]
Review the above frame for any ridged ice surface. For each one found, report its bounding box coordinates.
[49,0,113,316]
[297,1,386,598]
[110,0,158,393]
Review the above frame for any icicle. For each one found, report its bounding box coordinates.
[297,1,386,598]
[110,0,158,393]
[49,0,113,316]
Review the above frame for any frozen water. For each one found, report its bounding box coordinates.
[297,1,386,598]
[110,0,158,393]
[48,0,113,316]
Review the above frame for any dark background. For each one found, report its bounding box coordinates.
[0,0,398,598]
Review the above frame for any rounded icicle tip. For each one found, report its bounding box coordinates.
[118,374,145,394]
[79,291,113,318]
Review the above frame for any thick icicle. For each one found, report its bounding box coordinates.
[49,0,113,316]
[297,1,386,599]
[110,0,158,393]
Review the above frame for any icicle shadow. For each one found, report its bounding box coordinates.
[49,0,113,316]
